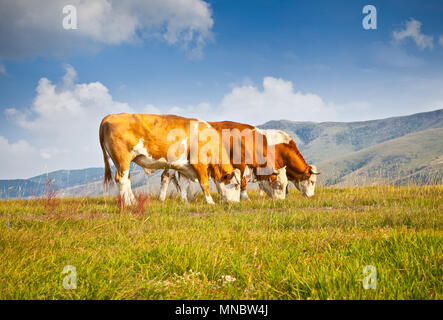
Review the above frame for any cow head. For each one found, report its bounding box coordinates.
[258,166,288,200]
[216,168,241,202]
[292,165,320,197]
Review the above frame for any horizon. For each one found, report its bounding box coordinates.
[1,0,443,178]
[261,108,442,125]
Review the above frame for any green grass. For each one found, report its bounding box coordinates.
[0,185,441,300]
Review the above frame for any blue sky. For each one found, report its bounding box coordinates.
[0,0,442,178]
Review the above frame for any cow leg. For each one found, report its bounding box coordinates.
[116,167,135,206]
[240,165,251,200]
[159,169,173,201]
[177,173,193,202]
[240,176,249,200]
[170,171,182,194]
[193,165,214,204]
[170,171,192,200]
[201,182,214,204]
[214,181,223,200]
[186,183,194,202]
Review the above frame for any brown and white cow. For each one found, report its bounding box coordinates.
[99,113,241,205]
[211,121,288,199]
[159,128,319,200]
[257,129,320,197]
[156,121,289,201]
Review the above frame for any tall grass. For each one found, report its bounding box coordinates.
[0,185,441,299]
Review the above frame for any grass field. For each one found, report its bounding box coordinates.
[0,185,441,300]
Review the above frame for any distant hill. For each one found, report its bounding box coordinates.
[0,167,105,199]
[316,128,443,186]
[259,109,443,164]
[1,109,442,198]
[0,164,151,199]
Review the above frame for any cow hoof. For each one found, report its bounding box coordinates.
[240,191,250,200]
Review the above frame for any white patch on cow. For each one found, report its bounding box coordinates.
[119,169,135,205]
[258,167,288,200]
[254,128,265,136]
[263,129,292,146]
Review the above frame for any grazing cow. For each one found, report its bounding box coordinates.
[159,128,319,200]
[99,113,241,205]
[155,121,289,201]
[257,129,320,197]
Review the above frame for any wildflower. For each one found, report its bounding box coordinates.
[221,275,236,283]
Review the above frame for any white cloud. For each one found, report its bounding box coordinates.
[0,136,39,179]
[4,65,132,178]
[144,104,161,114]
[439,36,443,46]
[166,77,337,124]
[392,18,433,50]
[0,0,213,59]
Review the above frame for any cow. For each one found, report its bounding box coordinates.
[158,128,319,200]
[99,113,242,205]
[256,129,320,197]
[210,121,288,199]
[154,121,290,201]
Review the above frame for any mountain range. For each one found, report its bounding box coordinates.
[1,109,442,199]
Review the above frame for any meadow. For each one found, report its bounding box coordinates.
[0,185,441,300]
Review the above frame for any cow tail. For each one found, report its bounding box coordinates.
[99,121,113,186]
